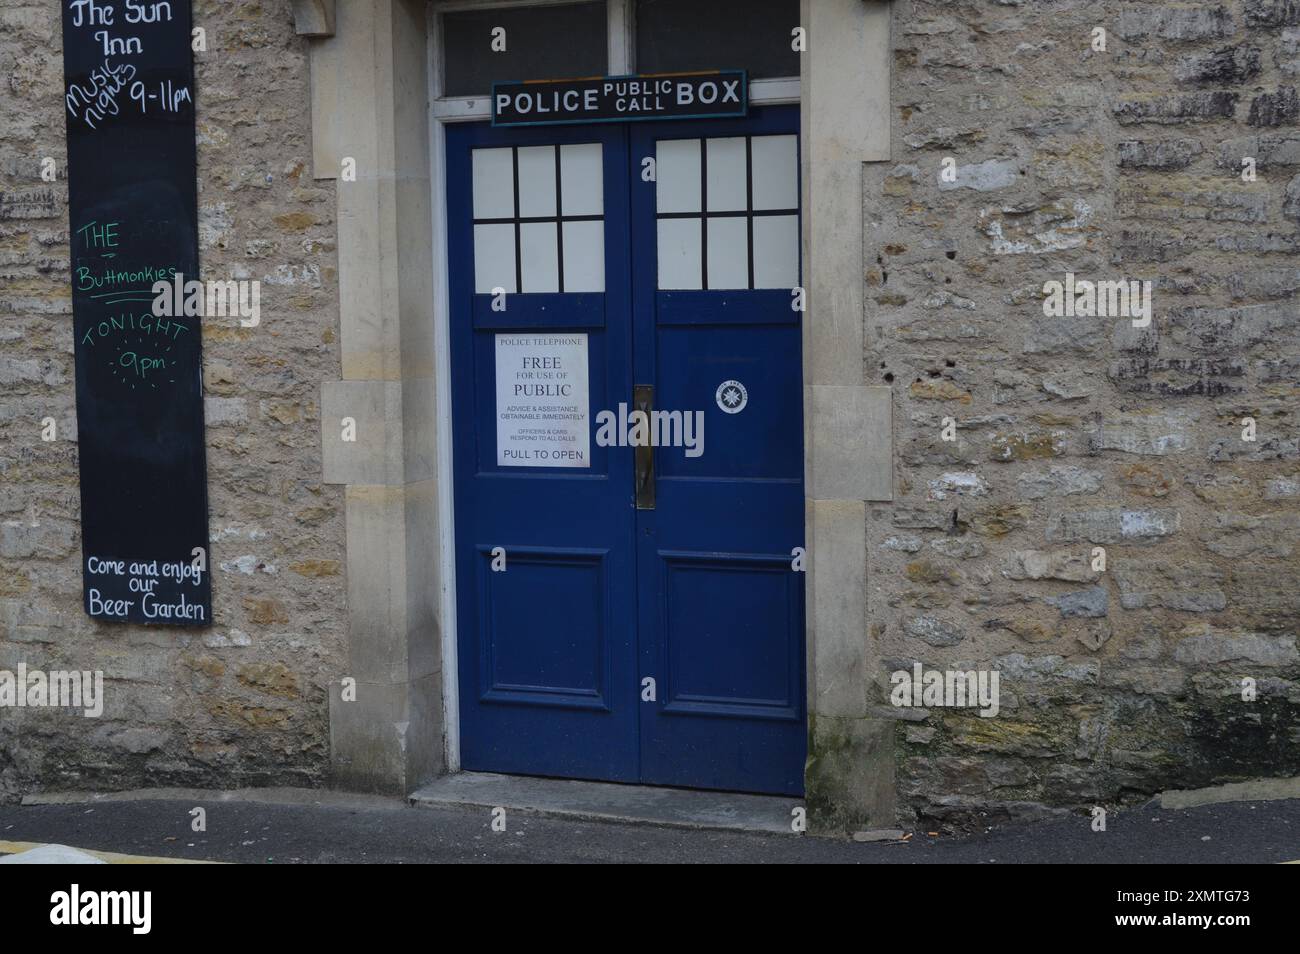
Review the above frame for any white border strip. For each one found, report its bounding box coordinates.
[428,0,799,777]
[428,5,461,773]
[433,77,800,121]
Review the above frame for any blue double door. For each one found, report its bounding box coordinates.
[448,107,805,795]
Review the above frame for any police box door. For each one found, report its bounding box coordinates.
[447,106,805,795]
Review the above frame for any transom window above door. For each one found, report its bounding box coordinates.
[471,143,606,294]
[435,0,800,104]
[656,134,799,290]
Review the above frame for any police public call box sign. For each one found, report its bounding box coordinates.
[492,71,748,127]
[60,0,212,626]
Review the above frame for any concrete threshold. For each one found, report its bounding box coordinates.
[1158,776,1300,810]
[410,772,801,834]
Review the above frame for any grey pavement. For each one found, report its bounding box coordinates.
[0,792,1297,863]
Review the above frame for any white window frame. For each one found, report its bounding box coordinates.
[427,0,800,772]
[431,0,800,121]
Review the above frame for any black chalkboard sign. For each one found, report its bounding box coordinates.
[61,0,211,625]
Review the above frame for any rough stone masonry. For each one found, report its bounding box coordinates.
[870,0,1300,829]
[0,0,1298,832]
[1,1,345,801]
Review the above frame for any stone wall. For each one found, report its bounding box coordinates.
[875,0,1300,829]
[0,1,345,801]
[2,0,1297,828]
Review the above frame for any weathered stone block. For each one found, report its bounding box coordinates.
[1116,563,1227,612]
[892,509,952,530]
[0,189,58,220]
[1004,550,1095,583]
[1113,92,1238,125]
[1017,466,1103,500]
[1047,585,1110,619]
[936,158,1021,192]
[1243,1,1300,28]
[969,505,1031,538]
[927,472,988,500]
[805,715,895,834]
[1023,315,1104,355]
[204,396,249,427]
[1117,5,1236,42]
[905,615,965,647]
[0,519,76,559]
[1174,45,1261,84]
[1199,512,1299,558]
[1118,139,1204,169]
[1287,175,1300,220]
[1046,509,1181,544]
[883,534,923,553]
[981,199,1093,256]
[988,430,1068,462]
[1089,411,1195,456]
[1169,302,1294,350]
[1067,619,1112,652]
[1109,357,1246,397]
[1040,371,1094,400]
[1173,625,1299,666]
[1216,133,1300,169]
[1248,87,1299,126]
[1114,229,1195,262]
[930,537,986,559]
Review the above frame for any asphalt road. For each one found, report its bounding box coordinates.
[0,795,1297,863]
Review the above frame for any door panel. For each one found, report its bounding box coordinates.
[476,545,612,710]
[449,106,805,795]
[632,109,806,796]
[448,122,637,782]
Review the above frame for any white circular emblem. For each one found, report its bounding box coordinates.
[715,380,748,414]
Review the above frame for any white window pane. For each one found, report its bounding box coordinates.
[561,143,603,216]
[751,135,798,211]
[562,220,604,292]
[706,137,747,212]
[519,222,559,293]
[472,148,515,219]
[752,215,799,288]
[474,224,516,294]
[706,217,748,289]
[517,145,557,218]
[657,218,701,289]
[656,139,701,213]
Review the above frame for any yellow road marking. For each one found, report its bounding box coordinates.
[0,840,217,864]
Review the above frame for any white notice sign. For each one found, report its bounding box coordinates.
[495,333,591,468]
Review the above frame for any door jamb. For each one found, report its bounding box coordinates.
[426,0,800,778]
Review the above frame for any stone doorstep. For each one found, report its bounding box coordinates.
[409,772,802,835]
[1158,776,1300,811]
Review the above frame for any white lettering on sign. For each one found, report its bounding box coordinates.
[495,333,590,468]
[64,0,191,131]
[492,72,746,126]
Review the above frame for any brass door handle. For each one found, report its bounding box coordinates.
[634,384,655,510]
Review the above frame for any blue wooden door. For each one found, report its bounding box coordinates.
[630,108,806,795]
[448,106,805,794]
[447,122,639,782]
